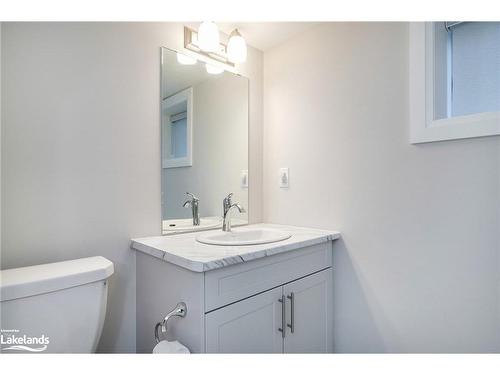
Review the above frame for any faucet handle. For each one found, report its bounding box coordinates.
[224,192,234,204]
[186,192,199,202]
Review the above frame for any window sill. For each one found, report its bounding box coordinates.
[410,111,500,144]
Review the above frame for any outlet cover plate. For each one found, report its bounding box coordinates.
[279,168,289,188]
[241,170,249,188]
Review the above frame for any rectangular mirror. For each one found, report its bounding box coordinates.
[161,47,249,235]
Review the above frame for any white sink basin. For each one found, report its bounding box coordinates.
[196,227,291,246]
[162,217,221,233]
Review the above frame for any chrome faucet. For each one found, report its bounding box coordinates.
[183,192,200,226]
[222,193,245,232]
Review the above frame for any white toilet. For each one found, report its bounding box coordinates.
[0,256,114,353]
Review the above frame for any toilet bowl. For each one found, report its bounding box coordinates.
[0,256,114,353]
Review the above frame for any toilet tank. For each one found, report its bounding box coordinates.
[0,256,114,353]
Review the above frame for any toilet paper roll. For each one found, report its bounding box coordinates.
[153,340,190,354]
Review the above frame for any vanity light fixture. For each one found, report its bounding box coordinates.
[176,52,197,65]
[184,26,237,68]
[227,29,247,63]
[205,63,224,75]
[197,21,220,52]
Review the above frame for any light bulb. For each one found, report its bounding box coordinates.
[227,29,247,63]
[198,21,220,52]
[176,53,197,65]
[206,63,224,75]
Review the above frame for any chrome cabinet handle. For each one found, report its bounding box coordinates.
[287,292,295,333]
[278,295,286,338]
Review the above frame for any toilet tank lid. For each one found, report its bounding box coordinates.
[0,256,114,302]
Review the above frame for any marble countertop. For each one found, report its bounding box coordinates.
[131,223,340,272]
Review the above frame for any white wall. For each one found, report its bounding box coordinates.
[0,22,2,262]
[1,22,263,353]
[163,74,249,220]
[263,22,500,352]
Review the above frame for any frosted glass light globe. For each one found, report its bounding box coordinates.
[176,53,197,65]
[227,29,247,63]
[206,63,224,75]
[198,21,220,52]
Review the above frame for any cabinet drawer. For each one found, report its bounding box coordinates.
[204,242,332,312]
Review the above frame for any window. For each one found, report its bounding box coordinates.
[409,22,500,143]
[169,112,188,159]
[162,87,193,168]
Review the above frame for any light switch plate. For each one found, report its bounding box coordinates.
[279,168,289,188]
[241,170,248,188]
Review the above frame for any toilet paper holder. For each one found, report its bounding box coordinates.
[154,302,187,343]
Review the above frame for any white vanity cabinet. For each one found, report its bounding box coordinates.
[133,224,339,353]
[205,268,332,353]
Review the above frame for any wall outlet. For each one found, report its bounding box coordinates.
[279,168,289,188]
[241,170,249,188]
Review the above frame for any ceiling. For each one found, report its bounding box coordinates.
[187,22,319,52]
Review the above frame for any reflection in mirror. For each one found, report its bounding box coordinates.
[161,48,249,235]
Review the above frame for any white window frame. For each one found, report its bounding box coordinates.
[162,87,193,168]
[409,22,500,144]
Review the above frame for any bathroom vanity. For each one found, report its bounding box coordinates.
[142,47,340,353]
[132,224,339,353]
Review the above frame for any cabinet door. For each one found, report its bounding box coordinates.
[205,286,284,353]
[283,268,333,353]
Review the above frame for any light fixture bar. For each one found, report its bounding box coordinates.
[184,26,235,67]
